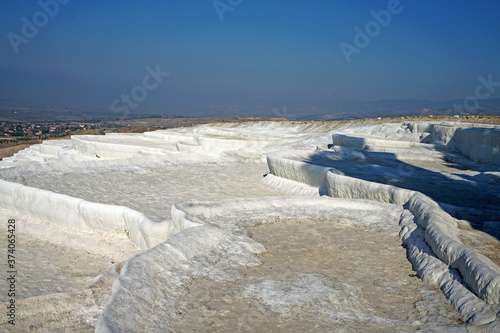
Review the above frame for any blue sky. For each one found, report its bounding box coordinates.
[1,0,500,117]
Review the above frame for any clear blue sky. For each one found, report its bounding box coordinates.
[1,0,500,117]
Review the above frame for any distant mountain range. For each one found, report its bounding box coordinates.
[295,99,500,120]
[1,68,499,121]
[1,98,499,123]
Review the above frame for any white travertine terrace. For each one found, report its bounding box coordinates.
[0,120,499,331]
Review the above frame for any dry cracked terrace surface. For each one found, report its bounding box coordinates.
[23,162,281,220]
[0,207,142,333]
[158,219,462,332]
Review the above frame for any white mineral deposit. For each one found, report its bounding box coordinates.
[1,120,499,332]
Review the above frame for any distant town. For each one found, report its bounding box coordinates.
[0,121,100,140]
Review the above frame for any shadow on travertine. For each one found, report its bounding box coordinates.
[301,150,500,239]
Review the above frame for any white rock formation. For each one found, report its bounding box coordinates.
[0,119,498,331]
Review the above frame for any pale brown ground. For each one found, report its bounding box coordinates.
[0,144,35,160]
